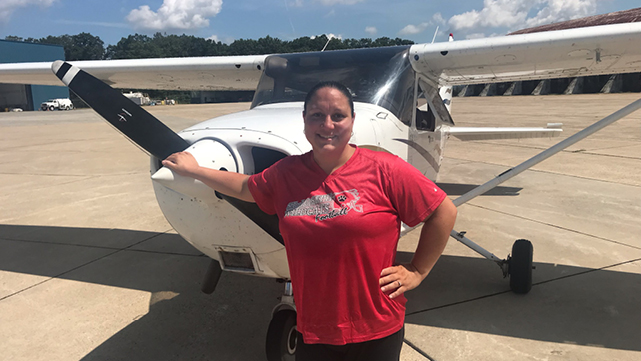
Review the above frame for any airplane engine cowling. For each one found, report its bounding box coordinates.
[149,138,290,279]
[150,139,237,202]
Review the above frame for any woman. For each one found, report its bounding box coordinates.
[162,81,457,361]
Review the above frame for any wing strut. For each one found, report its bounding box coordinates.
[448,97,641,277]
[453,97,641,207]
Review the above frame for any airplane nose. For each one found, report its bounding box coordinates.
[151,139,237,201]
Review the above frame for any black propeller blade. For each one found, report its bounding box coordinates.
[52,61,284,246]
[52,60,189,160]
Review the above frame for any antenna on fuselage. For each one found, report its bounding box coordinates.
[431,26,440,43]
[313,34,335,52]
[321,37,331,51]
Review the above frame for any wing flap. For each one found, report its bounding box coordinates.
[447,126,562,141]
[410,22,641,86]
[0,55,268,90]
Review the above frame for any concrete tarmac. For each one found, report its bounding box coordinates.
[1,94,640,360]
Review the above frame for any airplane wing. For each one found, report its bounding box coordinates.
[409,22,641,86]
[0,55,268,90]
[446,125,562,141]
[2,22,640,90]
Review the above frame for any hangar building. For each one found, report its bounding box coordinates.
[0,39,69,111]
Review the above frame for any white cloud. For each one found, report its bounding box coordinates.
[315,0,364,5]
[311,33,342,40]
[127,0,223,31]
[448,0,597,34]
[0,0,55,23]
[365,26,377,35]
[525,0,596,28]
[432,12,445,25]
[399,22,430,35]
[448,0,530,31]
[207,34,234,44]
[289,0,303,7]
[465,33,487,39]
[398,12,448,37]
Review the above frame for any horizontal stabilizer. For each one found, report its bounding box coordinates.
[447,125,562,141]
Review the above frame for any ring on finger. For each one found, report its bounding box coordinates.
[397,280,402,287]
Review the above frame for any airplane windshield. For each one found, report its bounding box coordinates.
[251,46,415,122]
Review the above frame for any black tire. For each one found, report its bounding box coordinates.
[266,310,297,361]
[49,106,55,111]
[509,239,533,294]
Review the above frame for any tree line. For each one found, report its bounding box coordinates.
[4,32,414,105]
[4,32,414,61]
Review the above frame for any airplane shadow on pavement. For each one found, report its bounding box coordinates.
[397,251,641,353]
[435,183,522,196]
[0,224,282,361]
[0,224,640,360]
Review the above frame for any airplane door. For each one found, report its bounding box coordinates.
[407,78,452,180]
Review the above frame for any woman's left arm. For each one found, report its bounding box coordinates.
[380,197,457,299]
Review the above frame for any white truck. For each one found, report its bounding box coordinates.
[41,98,74,111]
[123,92,151,106]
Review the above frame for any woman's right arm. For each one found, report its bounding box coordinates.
[162,152,255,203]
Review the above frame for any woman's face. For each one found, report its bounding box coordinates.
[303,87,355,157]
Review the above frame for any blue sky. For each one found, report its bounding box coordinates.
[0,0,638,46]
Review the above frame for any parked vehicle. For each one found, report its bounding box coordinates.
[41,98,74,111]
[123,92,151,106]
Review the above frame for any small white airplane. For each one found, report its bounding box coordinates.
[2,19,641,361]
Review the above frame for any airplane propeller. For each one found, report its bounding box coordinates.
[52,61,189,160]
[52,61,284,291]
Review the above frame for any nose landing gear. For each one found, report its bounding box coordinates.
[266,281,297,361]
[266,309,297,361]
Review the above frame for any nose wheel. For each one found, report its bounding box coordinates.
[266,309,297,361]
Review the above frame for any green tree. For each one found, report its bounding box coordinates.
[15,33,105,60]
[105,34,162,59]
[68,32,105,60]
[4,35,23,42]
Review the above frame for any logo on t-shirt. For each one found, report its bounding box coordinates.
[284,189,363,222]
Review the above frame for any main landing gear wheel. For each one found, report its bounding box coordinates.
[266,309,297,361]
[508,239,533,294]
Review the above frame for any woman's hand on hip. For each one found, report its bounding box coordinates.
[379,263,426,299]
